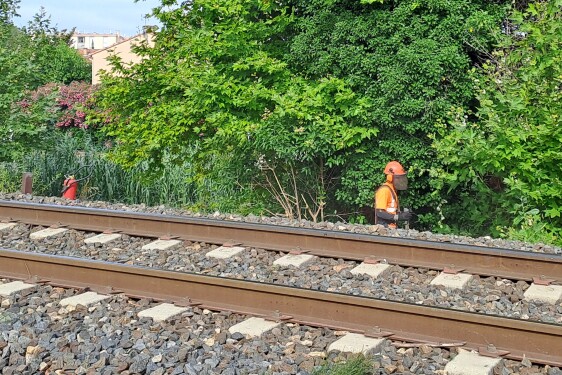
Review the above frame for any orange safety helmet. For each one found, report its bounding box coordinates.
[384,161,406,176]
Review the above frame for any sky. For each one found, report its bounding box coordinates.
[13,0,161,37]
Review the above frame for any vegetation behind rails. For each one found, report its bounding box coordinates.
[0,132,197,206]
[0,2,91,161]
[92,0,506,225]
[93,0,378,222]
[1,0,561,246]
[287,0,506,227]
[432,0,562,243]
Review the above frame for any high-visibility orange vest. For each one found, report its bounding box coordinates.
[374,182,399,226]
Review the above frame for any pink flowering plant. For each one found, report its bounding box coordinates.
[55,82,96,129]
[1,82,98,160]
[13,81,96,130]
[15,83,59,121]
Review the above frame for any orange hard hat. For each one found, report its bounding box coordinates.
[384,161,406,175]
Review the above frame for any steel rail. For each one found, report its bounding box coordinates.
[1,200,560,281]
[0,248,560,366]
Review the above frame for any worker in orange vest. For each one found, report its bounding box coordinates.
[374,161,412,229]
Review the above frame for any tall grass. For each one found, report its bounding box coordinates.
[0,132,196,207]
[0,131,275,214]
[0,163,19,193]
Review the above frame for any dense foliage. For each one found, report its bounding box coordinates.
[94,0,377,220]
[0,0,18,23]
[22,8,91,84]
[0,2,91,161]
[288,0,507,225]
[94,0,507,223]
[3,81,97,160]
[0,132,196,204]
[433,0,562,243]
[2,0,560,245]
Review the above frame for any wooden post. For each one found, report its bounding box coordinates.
[21,172,32,194]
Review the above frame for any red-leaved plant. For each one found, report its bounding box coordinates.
[55,81,97,129]
[15,81,97,129]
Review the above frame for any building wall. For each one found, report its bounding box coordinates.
[91,33,154,85]
[70,33,124,50]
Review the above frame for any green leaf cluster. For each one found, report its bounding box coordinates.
[0,83,59,161]
[0,4,91,161]
[0,0,18,23]
[92,0,520,226]
[432,1,562,242]
[288,0,506,222]
[94,0,507,221]
[94,0,376,218]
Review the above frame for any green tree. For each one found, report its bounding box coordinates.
[0,23,37,138]
[23,8,91,84]
[94,0,375,219]
[432,1,562,243]
[0,83,58,161]
[0,6,91,161]
[1,81,97,161]
[288,0,507,225]
[0,0,19,24]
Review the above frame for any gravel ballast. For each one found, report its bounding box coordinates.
[1,194,561,373]
[1,224,561,325]
[1,193,561,255]
[1,280,560,375]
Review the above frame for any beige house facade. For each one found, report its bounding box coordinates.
[91,33,154,85]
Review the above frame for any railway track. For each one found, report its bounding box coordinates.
[0,200,561,368]
[1,200,560,281]
[0,249,561,367]
[4,276,553,375]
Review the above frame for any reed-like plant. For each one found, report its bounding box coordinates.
[0,132,196,207]
[1,130,275,214]
[0,163,19,193]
